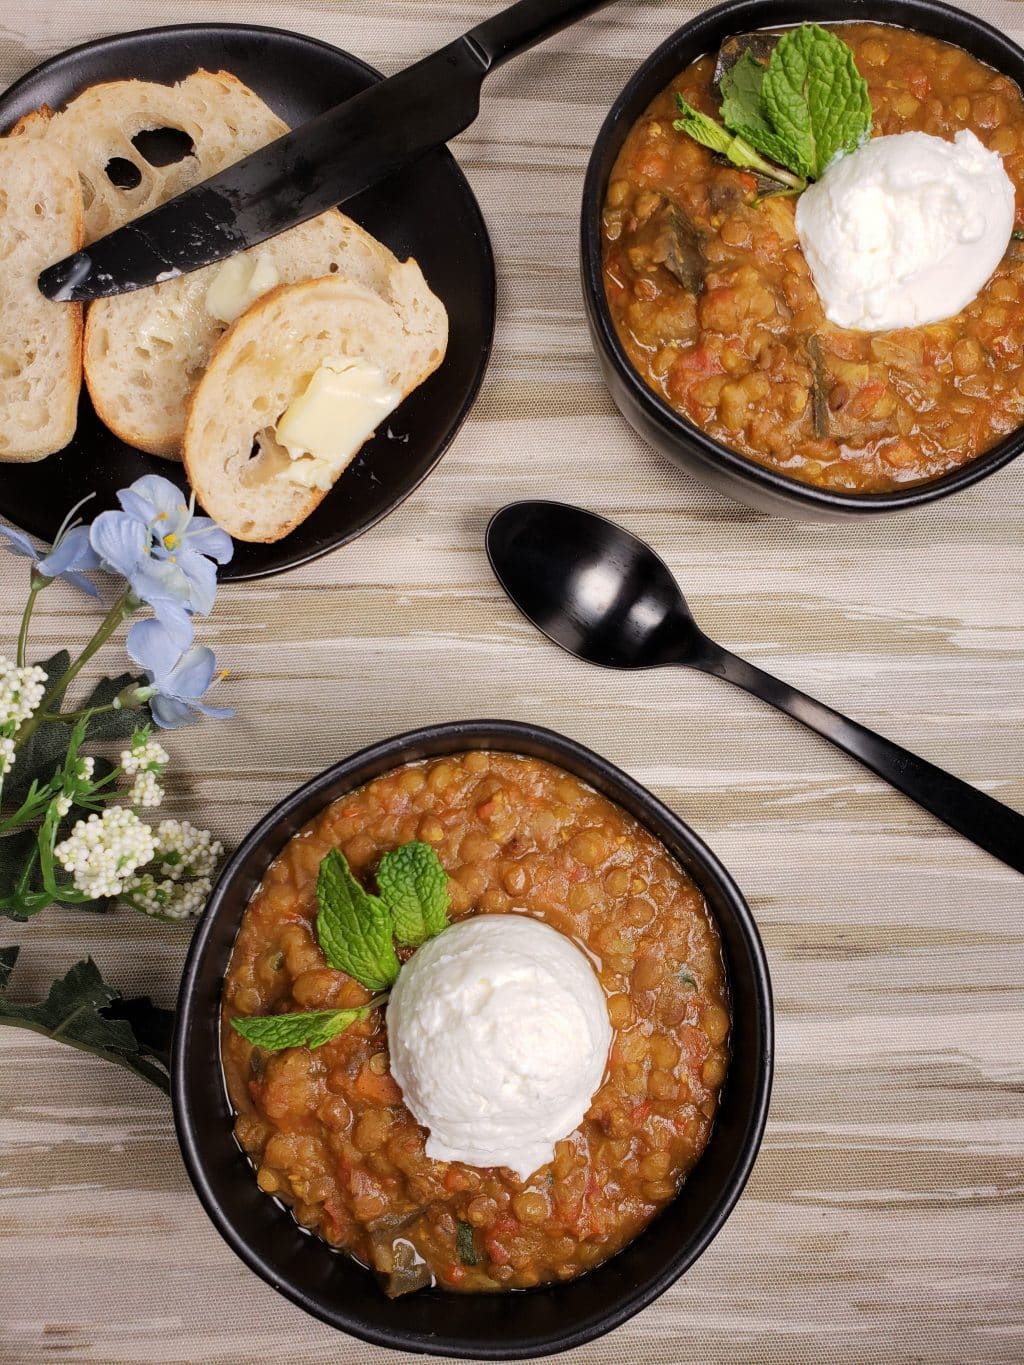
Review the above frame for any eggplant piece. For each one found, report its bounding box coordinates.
[366,1211,435,1297]
[713,31,780,87]
[630,205,705,292]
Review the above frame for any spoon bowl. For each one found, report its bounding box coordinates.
[486,500,1024,875]
[486,501,702,669]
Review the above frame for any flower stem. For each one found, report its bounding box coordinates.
[15,590,138,749]
[16,582,43,669]
[43,701,124,725]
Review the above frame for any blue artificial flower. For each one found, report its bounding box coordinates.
[90,475,233,649]
[127,618,234,730]
[0,502,101,597]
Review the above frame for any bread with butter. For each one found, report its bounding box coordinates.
[42,70,446,459]
[0,137,83,461]
[84,212,444,459]
[182,275,447,542]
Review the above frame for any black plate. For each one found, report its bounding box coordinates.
[0,24,495,579]
[173,719,774,1359]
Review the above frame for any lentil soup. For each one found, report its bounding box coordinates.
[222,751,730,1295]
[601,23,1024,492]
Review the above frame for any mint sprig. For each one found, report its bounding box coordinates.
[674,97,806,192]
[231,839,452,1054]
[231,999,385,1050]
[316,849,400,993]
[673,24,872,190]
[377,840,449,947]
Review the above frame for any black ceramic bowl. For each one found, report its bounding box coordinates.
[173,719,773,1359]
[580,0,1024,520]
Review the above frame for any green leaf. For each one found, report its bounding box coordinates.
[315,849,400,992]
[673,96,806,192]
[720,50,811,177]
[456,1220,479,1266]
[376,841,449,947]
[0,947,171,1092]
[78,672,146,740]
[231,1003,375,1052]
[761,24,872,179]
[0,828,46,918]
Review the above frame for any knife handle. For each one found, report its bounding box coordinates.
[467,0,617,70]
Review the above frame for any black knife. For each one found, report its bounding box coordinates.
[38,0,617,302]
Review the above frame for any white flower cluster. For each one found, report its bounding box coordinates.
[54,805,157,899]
[0,659,47,756]
[53,756,96,818]
[124,871,213,921]
[151,818,222,881]
[121,736,170,809]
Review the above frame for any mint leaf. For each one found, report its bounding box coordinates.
[231,1003,374,1052]
[376,841,449,947]
[720,50,809,177]
[0,946,170,1091]
[316,849,400,992]
[761,24,872,179]
[674,96,805,191]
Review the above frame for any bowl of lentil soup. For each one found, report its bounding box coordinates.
[581,0,1024,518]
[173,720,772,1358]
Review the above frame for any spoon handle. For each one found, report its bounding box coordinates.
[690,640,1024,874]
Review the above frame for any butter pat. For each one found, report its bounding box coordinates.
[795,130,1015,331]
[205,252,280,324]
[274,356,402,491]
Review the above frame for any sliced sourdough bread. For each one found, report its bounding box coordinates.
[12,70,289,240]
[25,69,447,460]
[0,137,83,461]
[183,276,448,542]
[84,212,446,458]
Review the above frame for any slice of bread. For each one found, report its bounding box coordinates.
[183,275,448,542]
[84,211,444,458]
[12,70,288,241]
[0,137,83,461]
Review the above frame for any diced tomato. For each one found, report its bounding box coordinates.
[846,381,886,419]
[351,1066,402,1106]
[672,344,724,379]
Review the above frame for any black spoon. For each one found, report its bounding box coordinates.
[486,500,1024,875]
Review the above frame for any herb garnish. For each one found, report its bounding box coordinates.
[456,1219,480,1266]
[674,24,873,193]
[316,848,400,992]
[231,840,450,1053]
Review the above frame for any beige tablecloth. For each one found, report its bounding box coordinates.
[1,2,1022,1362]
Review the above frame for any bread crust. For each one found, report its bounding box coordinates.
[183,276,447,541]
[0,137,83,461]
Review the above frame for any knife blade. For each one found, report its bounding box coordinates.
[38,0,618,302]
[38,38,486,302]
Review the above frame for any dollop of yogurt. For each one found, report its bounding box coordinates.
[387,914,612,1181]
[795,129,1015,331]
